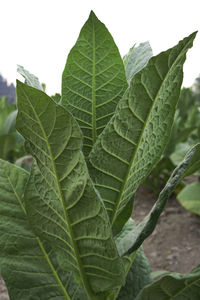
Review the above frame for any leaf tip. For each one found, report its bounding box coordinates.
[89,10,98,20]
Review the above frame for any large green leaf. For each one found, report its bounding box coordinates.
[16,81,125,296]
[62,11,128,155]
[89,32,196,234]
[0,159,87,300]
[136,265,200,300]
[115,144,200,255]
[177,181,200,216]
[123,41,153,84]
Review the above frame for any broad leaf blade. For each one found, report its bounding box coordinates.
[0,159,86,300]
[62,11,128,155]
[136,265,200,300]
[16,81,125,294]
[177,182,200,216]
[123,41,153,84]
[89,32,196,233]
[117,144,200,255]
[17,65,43,90]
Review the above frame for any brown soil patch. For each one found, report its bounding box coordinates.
[133,186,200,273]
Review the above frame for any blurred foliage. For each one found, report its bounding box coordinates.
[0,97,25,163]
[177,180,200,216]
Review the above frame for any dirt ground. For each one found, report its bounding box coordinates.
[133,186,200,274]
[0,186,200,299]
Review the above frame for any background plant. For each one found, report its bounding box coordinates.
[0,96,25,162]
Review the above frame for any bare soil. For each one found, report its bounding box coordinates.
[1,186,200,299]
[133,186,200,273]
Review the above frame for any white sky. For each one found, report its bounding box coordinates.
[1,0,200,95]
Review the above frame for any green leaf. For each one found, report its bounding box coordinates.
[136,265,200,300]
[181,143,200,177]
[177,181,200,216]
[123,41,153,84]
[0,134,15,160]
[17,65,43,90]
[170,142,191,166]
[0,159,87,300]
[117,247,152,300]
[89,32,197,234]
[114,218,152,299]
[1,110,17,134]
[116,144,200,254]
[151,270,171,280]
[0,97,15,132]
[15,155,33,172]
[115,218,135,257]
[62,11,128,155]
[51,93,61,103]
[16,81,125,295]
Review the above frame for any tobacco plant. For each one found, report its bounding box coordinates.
[0,11,200,300]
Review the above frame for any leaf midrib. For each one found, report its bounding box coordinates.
[110,37,192,225]
[92,16,97,144]
[21,88,95,299]
[6,167,70,300]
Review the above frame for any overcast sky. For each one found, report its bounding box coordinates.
[1,0,200,95]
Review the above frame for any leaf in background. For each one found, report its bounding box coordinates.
[16,81,125,294]
[62,11,128,155]
[1,110,17,134]
[0,134,15,160]
[0,97,15,132]
[116,144,200,255]
[89,32,197,234]
[117,247,152,300]
[123,41,153,84]
[115,218,135,257]
[170,142,191,166]
[51,93,61,103]
[0,159,87,300]
[15,155,33,172]
[17,65,43,90]
[177,182,200,216]
[136,265,200,300]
